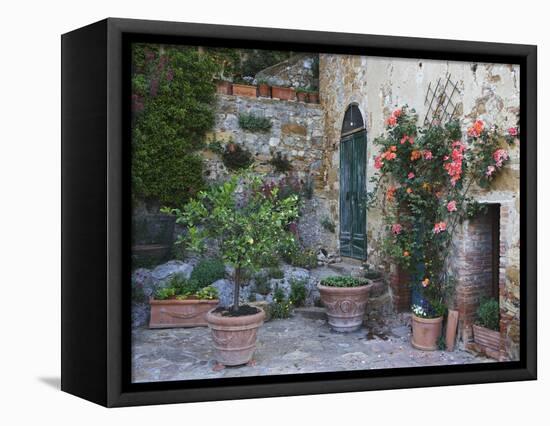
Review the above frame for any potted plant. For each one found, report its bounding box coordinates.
[149,274,219,328]
[215,79,233,95]
[164,173,300,366]
[296,87,308,102]
[232,76,257,98]
[257,79,271,98]
[366,107,515,351]
[271,85,295,101]
[411,303,445,350]
[472,297,501,355]
[307,86,319,103]
[318,276,372,332]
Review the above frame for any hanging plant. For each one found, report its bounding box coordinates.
[368,106,516,317]
[269,152,293,173]
[222,141,254,171]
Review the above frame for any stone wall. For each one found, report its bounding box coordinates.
[203,93,336,253]
[255,53,318,89]
[318,54,520,359]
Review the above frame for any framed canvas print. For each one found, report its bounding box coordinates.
[61,18,537,407]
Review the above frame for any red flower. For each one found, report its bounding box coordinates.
[508,127,518,137]
[408,172,415,179]
[386,116,397,127]
[391,223,403,235]
[423,150,433,160]
[433,222,447,234]
[374,155,384,170]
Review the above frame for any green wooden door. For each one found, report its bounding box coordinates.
[339,131,367,259]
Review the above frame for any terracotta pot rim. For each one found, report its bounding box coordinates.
[232,83,256,88]
[206,307,265,326]
[412,314,443,324]
[317,283,372,293]
[149,298,219,305]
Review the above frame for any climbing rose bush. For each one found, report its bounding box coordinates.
[369,106,517,316]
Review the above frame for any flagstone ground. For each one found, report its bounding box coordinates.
[132,312,493,383]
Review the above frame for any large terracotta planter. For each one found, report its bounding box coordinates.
[206,307,265,366]
[232,83,257,98]
[473,324,500,352]
[215,80,232,95]
[257,83,271,98]
[317,284,371,332]
[271,86,295,101]
[411,314,443,351]
[296,91,308,102]
[149,298,219,328]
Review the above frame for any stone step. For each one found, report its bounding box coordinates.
[294,307,326,320]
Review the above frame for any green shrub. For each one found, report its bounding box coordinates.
[283,245,317,269]
[270,286,292,319]
[254,274,271,295]
[289,279,307,307]
[154,287,176,300]
[195,285,219,300]
[268,267,285,279]
[131,44,219,208]
[238,113,272,132]
[476,298,499,331]
[190,258,226,287]
[269,152,293,173]
[222,143,253,170]
[320,276,368,288]
[320,216,335,233]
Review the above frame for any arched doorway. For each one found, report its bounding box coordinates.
[339,104,367,260]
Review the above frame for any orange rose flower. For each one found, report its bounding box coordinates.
[410,150,422,161]
[386,186,397,201]
[403,251,410,257]
[406,187,413,194]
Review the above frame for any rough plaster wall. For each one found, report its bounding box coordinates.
[319,54,520,358]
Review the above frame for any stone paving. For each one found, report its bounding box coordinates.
[131,312,494,383]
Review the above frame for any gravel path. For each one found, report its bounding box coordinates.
[131,313,494,383]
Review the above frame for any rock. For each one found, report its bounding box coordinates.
[132,302,149,327]
[132,268,154,298]
[211,279,251,307]
[151,260,193,282]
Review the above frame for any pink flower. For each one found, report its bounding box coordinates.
[433,222,447,234]
[508,127,518,137]
[374,155,384,170]
[486,165,496,177]
[392,224,403,235]
[408,172,415,179]
[400,135,415,145]
[386,116,397,127]
[393,108,402,118]
[423,150,433,160]
[447,200,457,212]
[493,149,509,168]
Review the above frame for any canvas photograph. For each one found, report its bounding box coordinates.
[129,42,521,384]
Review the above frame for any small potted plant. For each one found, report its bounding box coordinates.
[257,79,271,98]
[318,276,372,332]
[271,85,295,101]
[165,173,300,367]
[149,274,219,328]
[215,79,233,95]
[232,76,257,98]
[472,297,501,355]
[296,87,308,102]
[411,302,445,351]
[307,86,319,103]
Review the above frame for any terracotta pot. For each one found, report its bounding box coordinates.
[473,324,500,352]
[296,91,308,102]
[257,83,271,98]
[271,86,295,101]
[411,314,443,351]
[308,92,319,103]
[215,80,232,95]
[149,298,219,328]
[232,83,257,98]
[317,284,371,332]
[206,307,265,366]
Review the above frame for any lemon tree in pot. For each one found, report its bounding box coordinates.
[163,173,299,366]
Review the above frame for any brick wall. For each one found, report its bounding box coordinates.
[389,264,411,312]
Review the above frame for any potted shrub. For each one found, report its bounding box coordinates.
[296,87,308,102]
[318,276,372,332]
[472,297,501,354]
[257,79,271,98]
[307,86,319,103]
[164,173,300,366]
[215,79,233,95]
[271,85,295,101]
[411,303,445,351]
[366,107,515,350]
[149,274,219,328]
[232,76,257,97]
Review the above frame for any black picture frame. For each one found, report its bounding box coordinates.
[61,17,537,407]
